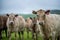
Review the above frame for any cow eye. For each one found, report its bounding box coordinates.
[37,15,39,16]
[41,14,45,17]
[13,17,15,20]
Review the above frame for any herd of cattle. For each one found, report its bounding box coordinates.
[0,9,60,40]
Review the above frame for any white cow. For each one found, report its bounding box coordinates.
[31,17,44,40]
[25,17,33,38]
[32,9,60,40]
[14,15,26,40]
[6,13,25,40]
[25,17,44,40]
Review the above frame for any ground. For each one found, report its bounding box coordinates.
[2,30,43,40]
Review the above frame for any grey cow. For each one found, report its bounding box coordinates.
[6,13,25,40]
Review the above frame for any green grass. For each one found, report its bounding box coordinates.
[2,30,43,40]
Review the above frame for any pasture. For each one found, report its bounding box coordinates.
[1,14,42,40]
[2,30,43,40]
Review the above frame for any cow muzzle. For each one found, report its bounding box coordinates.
[9,22,14,26]
[39,22,44,26]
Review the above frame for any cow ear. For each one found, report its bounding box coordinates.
[32,10,37,14]
[30,17,32,20]
[25,19,27,21]
[45,10,50,15]
[15,14,18,17]
[6,14,9,17]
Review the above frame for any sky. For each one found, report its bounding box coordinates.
[0,0,60,14]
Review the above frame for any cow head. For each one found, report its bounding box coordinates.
[25,17,32,23]
[31,17,38,26]
[32,9,50,26]
[31,17,41,32]
[6,13,18,26]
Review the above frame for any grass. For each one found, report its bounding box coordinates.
[2,30,43,40]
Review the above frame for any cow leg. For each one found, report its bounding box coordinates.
[47,38,49,40]
[15,31,18,40]
[7,28,11,40]
[27,28,29,39]
[57,36,59,40]
[45,38,49,40]
[7,31,11,40]
[32,33,34,40]
[51,32,56,40]
[21,31,24,40]
[5,29,7,37]
[36,33,38,40]
[32,32,35,40]
[18,32,21,40]
[51,36,56,40]
[49,36,52,40]
[43,36,49,40]
[0,30,2,40]
[57,35,60,40]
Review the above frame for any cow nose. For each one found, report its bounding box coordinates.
[34,23,36,25]
[10,22,13,25]
[39,22,43,25]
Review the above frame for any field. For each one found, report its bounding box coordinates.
[2,30,43,40]
[1,14,43,40]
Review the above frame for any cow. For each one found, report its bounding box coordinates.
[31,17,41,40]
[15,14,26,40]
[28,17,43,40]
[6,13,25,40]
[0,15,8,40]
[25,17,33,38]
[25,17,44,40]
[32,9,60,40]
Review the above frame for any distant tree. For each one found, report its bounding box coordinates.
[50,10,60,14]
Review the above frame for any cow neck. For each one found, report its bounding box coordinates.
[41,15,49,38]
